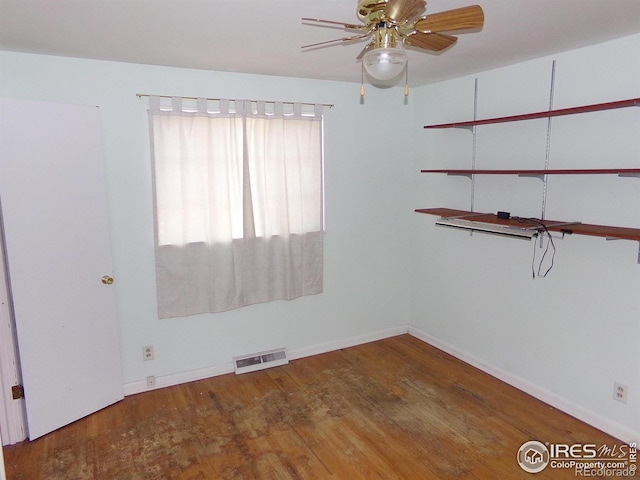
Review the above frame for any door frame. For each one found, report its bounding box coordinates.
[0,199,26,445]
[0,427,6,480]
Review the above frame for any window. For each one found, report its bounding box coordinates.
[148,97,324,317]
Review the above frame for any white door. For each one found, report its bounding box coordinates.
[0,97,123,440]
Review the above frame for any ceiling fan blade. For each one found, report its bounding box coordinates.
[302,30,373,49]
[404,32,457,51]
[302,17,368,31]
[384,0,426,24]
[414,5,484,33]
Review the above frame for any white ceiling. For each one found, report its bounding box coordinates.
[1,0,639,86]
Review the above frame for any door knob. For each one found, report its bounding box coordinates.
[101,275,114,285]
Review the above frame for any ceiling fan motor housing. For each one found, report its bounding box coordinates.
[357,0,388,23]
[372,23,399,49]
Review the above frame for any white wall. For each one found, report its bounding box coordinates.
[410,34,640,442]
[0,52,414,389]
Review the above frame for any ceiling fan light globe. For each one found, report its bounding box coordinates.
[363,47,407,81]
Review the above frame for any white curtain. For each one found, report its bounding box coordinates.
[149,96,324,317]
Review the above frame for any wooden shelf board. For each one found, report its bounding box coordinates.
[420,168,640,176]
[423,97,640,129]
[415,208,640,241]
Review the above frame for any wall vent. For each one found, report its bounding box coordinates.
[233,348,288,375]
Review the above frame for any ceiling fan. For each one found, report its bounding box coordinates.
[302,0,484,91]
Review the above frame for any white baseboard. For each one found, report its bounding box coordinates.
[123,362,234,396]
[407,325,639,444]
[288,325,408,361]
[123,324,408,396]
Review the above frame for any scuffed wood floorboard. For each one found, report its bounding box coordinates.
[2,335,624,479]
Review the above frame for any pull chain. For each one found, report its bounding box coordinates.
[404,61,409,97]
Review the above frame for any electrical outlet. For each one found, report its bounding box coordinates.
[143,345,154,361]
[613,382,628,404]
[147,376,156,387]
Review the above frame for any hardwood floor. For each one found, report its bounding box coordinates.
[2,335,626,479]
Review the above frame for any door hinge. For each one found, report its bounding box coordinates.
[11,384,24,400]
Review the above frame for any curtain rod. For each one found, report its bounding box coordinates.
[136,93,333,108]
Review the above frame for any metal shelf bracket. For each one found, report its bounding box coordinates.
[518,173,546,180]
